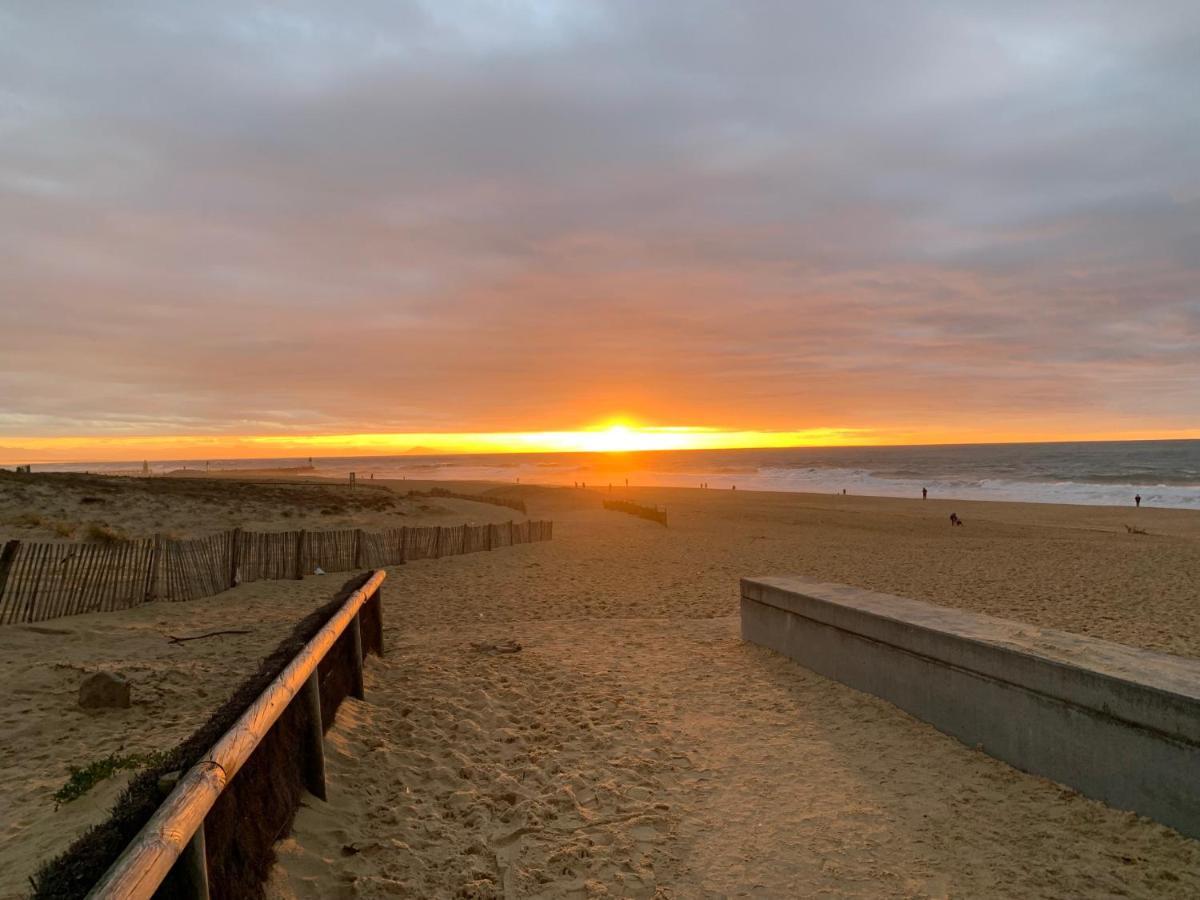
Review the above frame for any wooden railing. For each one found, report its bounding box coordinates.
[0,520,553,625]
[86,569,387,899]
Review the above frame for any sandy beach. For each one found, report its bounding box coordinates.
[3,477,1200,897]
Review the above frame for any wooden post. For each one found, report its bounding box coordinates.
[293,530,307,580]
[349,613,365,700]
[156,769,210,900]
[22,542,48,622]
[353,528,363,568]
[155,771,210,900]
[398,526,407,565]
[228,528,242,589]
[0,540,20,613]
[300,670,327,800]
[176,825,210,900]
[372,588,384,656]
[486,523,493,551]
[435,526,443,559]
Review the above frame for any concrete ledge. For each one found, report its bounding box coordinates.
[741,576,1200,839]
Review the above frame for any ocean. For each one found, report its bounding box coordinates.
[32,440,1200,510]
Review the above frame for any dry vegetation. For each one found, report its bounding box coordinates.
[0,471,408,543]
[0,472,550,545]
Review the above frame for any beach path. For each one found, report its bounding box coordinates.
[268,496,1200,898]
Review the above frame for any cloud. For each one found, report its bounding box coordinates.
[1,1,1197,442]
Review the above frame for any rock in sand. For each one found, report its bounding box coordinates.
[78,672,131,709]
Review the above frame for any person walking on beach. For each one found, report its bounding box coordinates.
[1135,493,1142,508]
[922,487,927,500]
[950,512,963,526]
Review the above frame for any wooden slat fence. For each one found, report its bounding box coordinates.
[0,520,553,626]
[603,499,668,527]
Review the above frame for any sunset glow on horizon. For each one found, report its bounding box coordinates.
[5,422,1200,466]
[0,424,873,465]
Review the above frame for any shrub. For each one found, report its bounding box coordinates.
[85,524,128,543]
[51,521,77,539]
[54,751,169,808]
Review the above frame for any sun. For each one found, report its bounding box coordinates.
[578,424,643,453]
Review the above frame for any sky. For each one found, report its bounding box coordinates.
[2,1,1198,462]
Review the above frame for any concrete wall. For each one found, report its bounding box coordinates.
[741,576,1200,839]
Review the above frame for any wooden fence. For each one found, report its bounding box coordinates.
[0,520,552,626]
[603,499,668,527]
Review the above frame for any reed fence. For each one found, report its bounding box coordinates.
[603,499,668,527]
[0,520,552,626]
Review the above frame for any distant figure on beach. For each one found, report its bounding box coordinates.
[732,485,737,491]
[922,487,927,500]
[1135,493,1142,507]
[950,512,963,526]
[842,489,846,495]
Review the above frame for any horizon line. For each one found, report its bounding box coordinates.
[8,432,1200,469]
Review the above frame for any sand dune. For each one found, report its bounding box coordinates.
[0,471,526,543]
